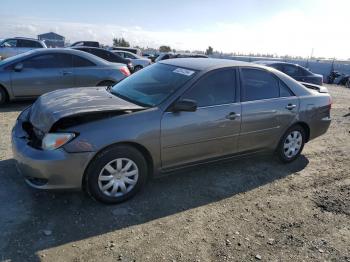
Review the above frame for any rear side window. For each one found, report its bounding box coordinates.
[281,64,300,77]
[241,68,279,102]
[72,55,95,67]
[183,69,236,107]
[279,81,294,97]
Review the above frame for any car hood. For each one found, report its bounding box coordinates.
[29,87,145,133]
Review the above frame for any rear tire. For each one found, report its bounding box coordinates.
[0,87,8,106]
[85,145,148,204]
[277,125,306,163]
[97,80,115,87]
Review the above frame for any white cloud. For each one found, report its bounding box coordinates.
[1,9,349,59]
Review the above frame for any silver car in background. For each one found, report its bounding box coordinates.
[12,59,331,204]
[0,48,130,104]
[112,50,151,72]
[0,37,47,60]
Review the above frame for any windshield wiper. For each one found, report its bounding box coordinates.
[110,91,152,108]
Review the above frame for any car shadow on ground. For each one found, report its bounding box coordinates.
[0,153,309,261]
[0,100,34,113]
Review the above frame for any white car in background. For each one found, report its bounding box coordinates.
[112,50,151,72]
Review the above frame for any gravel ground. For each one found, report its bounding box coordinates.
[0,85,349,262]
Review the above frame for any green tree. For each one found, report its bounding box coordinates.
[113,37,130,47]
[159,45,171,52]
[205,46,213,55]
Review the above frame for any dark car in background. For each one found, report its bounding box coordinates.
[12,59,331,203]
[155,53,208,62]
[71,46,134,72]
[109,46,142,56]
[255,61,323,85]
[0,48,130,105]
[70,41,100,48]
[0,37,47,60]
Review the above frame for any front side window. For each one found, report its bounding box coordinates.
[22,53,72,69]
[1,39,17,47]
[241,68,279,102]
[182,69,236,107]
[111,63,197,107]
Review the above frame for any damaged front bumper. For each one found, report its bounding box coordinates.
[11,116,95,190]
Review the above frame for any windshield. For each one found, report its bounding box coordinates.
[111,63,197,107]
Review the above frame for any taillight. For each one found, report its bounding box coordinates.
[119,66,130,77]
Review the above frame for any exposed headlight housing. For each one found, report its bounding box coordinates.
[42,133,76,150]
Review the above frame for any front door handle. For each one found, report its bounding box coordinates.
[226,112,241,120]
[286,104,297,110]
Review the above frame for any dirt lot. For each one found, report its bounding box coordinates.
[0,85,349,262]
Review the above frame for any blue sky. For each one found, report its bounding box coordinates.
[1,0,350,58]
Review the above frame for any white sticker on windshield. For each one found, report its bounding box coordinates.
[173,68,195,76]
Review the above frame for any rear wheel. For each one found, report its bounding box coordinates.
[97,80,115,87]
[0,87,8,106]
[277,125,306,163]
[85,145,148,204]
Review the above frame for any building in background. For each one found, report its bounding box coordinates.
[37,32,65,47]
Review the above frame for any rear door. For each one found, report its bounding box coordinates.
[238,67,299,152]
[161,68,241,169]
[11,53,74,97]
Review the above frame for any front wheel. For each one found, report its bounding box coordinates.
[133,66,143,72]
[85,145,148,204]
[277,125,306,163]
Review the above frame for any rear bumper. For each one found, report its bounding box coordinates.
[12,126,94,190]
[309,116,331,140]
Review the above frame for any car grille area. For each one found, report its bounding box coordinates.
[22,122,45,149]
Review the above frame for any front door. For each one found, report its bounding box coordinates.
[161,68,241,169]
[238,67,299,152]
[11,53,74,97]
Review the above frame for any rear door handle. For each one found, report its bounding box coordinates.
[226,112,241,120]
[286,104,297,110]
[62,71,73,75]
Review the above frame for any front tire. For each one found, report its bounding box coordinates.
[0,87,8,106]
[277,125,306,163]
[85,145,148,204]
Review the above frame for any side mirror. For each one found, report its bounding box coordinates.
[14,63,23,72]
[171,99,197,112]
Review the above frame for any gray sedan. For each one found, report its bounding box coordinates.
[0,48,130,104]
[12,58,331,203]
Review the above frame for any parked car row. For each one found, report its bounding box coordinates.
[0,48,130,104]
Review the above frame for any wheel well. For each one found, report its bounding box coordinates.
[294,122,310,142]
[82,142,154,189]
[97,80,116,86]
[0,84,9,102]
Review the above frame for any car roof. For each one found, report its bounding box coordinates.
[6,48,110,66]
[255,60,300,66]
[160,58,255,71]
[5,37,41,41]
